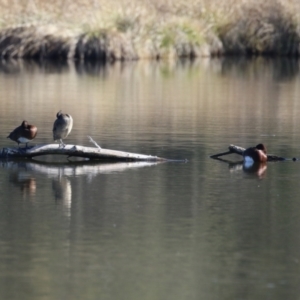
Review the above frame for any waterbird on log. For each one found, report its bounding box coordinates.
[53,111,73,147]
[210,144,286,162]
[7,120,38,148]
[243,143,268,164]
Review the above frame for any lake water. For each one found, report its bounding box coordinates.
[0,57,300,300]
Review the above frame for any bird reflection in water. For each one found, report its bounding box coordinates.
[4,160,161,213]
[217,158,267,178]
[9,172,37,198]
[242,162,267,178]
[52,177,72,216]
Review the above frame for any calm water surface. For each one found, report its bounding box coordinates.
[0,58,300,300]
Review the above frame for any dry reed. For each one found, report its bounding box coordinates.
[0,0,299,60]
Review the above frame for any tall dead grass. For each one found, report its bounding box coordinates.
[0,0,299,60]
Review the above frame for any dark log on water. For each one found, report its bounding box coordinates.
[0,144,169,162]
[210,144,286,161]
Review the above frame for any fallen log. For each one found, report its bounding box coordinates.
[0,144,172,162]
[210,144,286,161]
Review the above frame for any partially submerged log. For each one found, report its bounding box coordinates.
[210,144,286,161]
[0,144,170,162]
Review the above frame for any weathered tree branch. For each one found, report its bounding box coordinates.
[0,144,169,161]
[88,136,101,149]
[210,144,286,161]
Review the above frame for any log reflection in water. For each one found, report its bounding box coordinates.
[4,160,163,217]
[2,160,163,178]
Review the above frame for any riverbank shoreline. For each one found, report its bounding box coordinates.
[0,0,299,60]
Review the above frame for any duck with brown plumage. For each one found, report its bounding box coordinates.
[7,120,38,148]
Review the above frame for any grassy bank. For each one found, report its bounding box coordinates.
[0,0,299,60]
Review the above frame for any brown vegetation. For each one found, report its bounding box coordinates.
[0,0,299,60]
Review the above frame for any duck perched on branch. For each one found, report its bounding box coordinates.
[7,120,38,148]
[243,143,267,163]
[53,111,73,147]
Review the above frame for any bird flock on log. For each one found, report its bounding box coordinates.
[7,110,73,148]
[6,111,272,166]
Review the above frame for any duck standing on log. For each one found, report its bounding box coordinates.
[7,120,38,148]
[243,143,268,164]
[53,111,73,147]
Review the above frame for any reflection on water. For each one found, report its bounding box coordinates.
[52,176,72,216]
[0,56,299,79]
[0,58,108,76]
[1,58,300,300]
[9,171,36,197]
[220,57,300,81]
[12,160,163,177]
[244,163,267,178]
[220,160,268,178]
[3,159,163,217]
[212,156,268,178]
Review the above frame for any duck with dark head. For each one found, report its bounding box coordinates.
[243,143,268,164]
[7,120,38,148]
